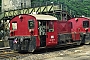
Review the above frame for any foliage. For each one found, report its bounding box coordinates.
[31,0,90,17]
[64,0,90,17]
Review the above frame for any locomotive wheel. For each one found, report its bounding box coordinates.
[80,34,85,45]
[76,41,81,45]
[80,34,90,45]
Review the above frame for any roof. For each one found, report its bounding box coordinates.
[84,17,90,19]
[30,14,57,20]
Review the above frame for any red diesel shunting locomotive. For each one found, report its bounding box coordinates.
[8,14,81,52]
[68,17,90,44]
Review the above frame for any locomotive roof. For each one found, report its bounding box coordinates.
[31,14,57,20]
[84,17,90,19]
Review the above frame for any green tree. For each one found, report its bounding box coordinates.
[31,0,90,17]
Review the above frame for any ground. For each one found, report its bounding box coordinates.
[45,45,90,60]
[20,45,90,60]
[1,45,90,60]
[45,51,90,60]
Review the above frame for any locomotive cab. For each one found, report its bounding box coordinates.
[8,14,58,52]
[68,17,90,44]
[35,16,58,47]
[38,20,57,47]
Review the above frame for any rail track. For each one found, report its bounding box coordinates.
[0,45,89,60]
[0,47,11,53]
[0,47,34,60]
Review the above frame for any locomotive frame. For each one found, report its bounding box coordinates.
[8,14,84,52]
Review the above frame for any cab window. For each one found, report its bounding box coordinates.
[28,20,34,29]
[12,22,17,30]
[70,22,72,28]
[48,21,54,32]
[83,21,89,28]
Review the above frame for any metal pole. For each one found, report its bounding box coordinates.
[2,0,4,12]
[70,10,71,16]
[65,6,67,20]
[61,4,62,20]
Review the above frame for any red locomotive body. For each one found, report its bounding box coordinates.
[8,14,81,52]
[68,17,90,44]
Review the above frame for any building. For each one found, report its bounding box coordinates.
[1,0,31,12]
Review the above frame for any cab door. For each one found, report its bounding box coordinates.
[46,21,58,47]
